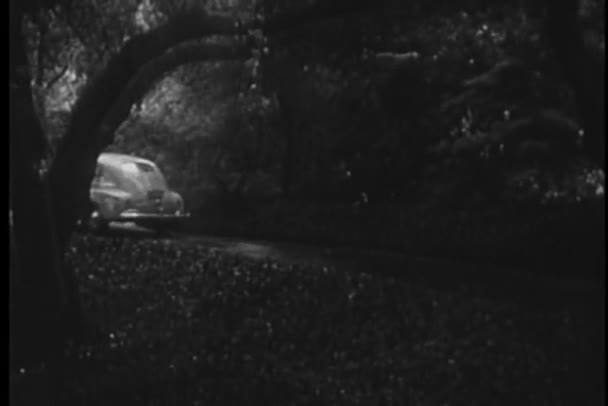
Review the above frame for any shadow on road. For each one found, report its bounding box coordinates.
[79,225,604,315]
[77,222,163,239]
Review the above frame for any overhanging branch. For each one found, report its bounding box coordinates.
[66,9,239,148]
[48,9,241,250]
[98,41,249,149]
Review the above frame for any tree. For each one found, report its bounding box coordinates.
[10,2,338,373]
[10,1,247,380]
[10,0,604,377]
[10,0,74,374]
[47,8,243,253]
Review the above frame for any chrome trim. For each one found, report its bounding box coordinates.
[115,211,191,221]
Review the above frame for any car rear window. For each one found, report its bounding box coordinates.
[119,161,168,191]
[121,161,157,174]
[135,162,156,173]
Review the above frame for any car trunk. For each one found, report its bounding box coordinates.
[114,162,178,214]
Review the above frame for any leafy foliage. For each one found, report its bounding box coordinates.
[15,0,605,260]
[55,0,600,270]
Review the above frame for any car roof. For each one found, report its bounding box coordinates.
[97,152,156,168]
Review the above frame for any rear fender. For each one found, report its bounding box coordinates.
[163,190,185,212]
[91,188,132,218]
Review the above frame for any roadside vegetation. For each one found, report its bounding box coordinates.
[13,234,597,404]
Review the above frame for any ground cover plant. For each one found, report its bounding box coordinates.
[12,234,597,405]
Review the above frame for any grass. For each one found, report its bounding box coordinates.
[11,234,604,405]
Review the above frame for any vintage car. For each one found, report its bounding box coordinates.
[82,152,189,233]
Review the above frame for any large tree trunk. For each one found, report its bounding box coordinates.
[11,4,244,376]
[9,0,72,372]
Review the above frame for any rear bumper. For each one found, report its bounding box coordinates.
[115,211,191,221]
[79,210,190,232]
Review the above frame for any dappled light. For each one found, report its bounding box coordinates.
[44,234,601,404]
[134,0,166,33]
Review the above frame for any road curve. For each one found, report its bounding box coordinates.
[98,222,604,314]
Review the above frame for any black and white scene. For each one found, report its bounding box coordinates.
[9,0,605,404]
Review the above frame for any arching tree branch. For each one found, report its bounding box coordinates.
[48,9,241,250]
[45,0,409,250]
[98,41,249,150]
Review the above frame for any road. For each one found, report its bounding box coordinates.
[100,222,604,313]
[90,221,606,397]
